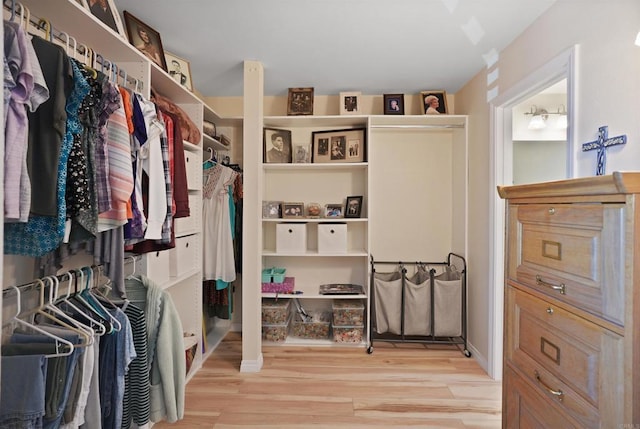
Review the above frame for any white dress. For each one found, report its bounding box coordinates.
[202,163,237,282]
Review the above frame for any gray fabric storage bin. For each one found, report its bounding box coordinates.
[433,268,462,336]
[404,267,431,335]
[373,270,402,334]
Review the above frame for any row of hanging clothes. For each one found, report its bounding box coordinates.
[1,261,186,428]
[2,2,191,427]
[202,148,243,321]
[3,0,202,297]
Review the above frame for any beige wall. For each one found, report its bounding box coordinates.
[455,0,640,369]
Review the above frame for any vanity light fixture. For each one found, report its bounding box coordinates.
[524,106,548,130]
[555,105,568,129]
[635,30,640,46]
[524,105,567,130]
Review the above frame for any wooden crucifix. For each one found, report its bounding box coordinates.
[582,126,627,176]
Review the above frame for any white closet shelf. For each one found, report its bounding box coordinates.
[261,293,366,300]
[263,163,368,171]
[262,218,367,223]
[262,250,368,257]
[202,134,229,152]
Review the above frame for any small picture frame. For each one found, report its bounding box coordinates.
[340,91,361,115]
[282,202,305,219]
[164,51,193,91]
[383,94,405,115]
[123,11,167,71]
[420,90,448,115]
[262,201,282,219]
[84,0,126,38]
[287,87,314,116]
[344,196,363,218]
[324,204,343,218]
[293,142,311,163]
[312,128,366,163]
[263,128,292,163]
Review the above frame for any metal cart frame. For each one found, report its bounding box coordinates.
[367,252,470,357]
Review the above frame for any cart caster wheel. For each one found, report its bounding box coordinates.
[367,346,374,354]
[464,349,471,358]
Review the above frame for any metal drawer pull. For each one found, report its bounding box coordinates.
[534,370,564,401]
[546,307,554,315]
[536,275,566,295]
[548,207,555,215]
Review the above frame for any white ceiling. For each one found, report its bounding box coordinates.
[111,0,558,97]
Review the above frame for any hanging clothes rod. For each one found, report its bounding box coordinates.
[3,0,143,90]
[2,255,142,295]
[369,124,465,130]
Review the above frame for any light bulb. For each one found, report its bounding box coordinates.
[528,115,546,130]
[556,115,568,129]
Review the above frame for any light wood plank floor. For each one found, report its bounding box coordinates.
[154,332,502,428]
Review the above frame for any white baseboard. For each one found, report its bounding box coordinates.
[240,352,263,373]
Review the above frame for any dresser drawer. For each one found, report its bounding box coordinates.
[505,287,624,427]
[504,366,582,428]
[507,203,625,325]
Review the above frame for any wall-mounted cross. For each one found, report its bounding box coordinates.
[581,126,627,176]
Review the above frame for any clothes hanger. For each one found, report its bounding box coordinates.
[42,276,94,346]
[57,271,107,336]
[80,267,122,332]
[203,148,217,169]
[30,277,92,347]
[70,267,114,334]
[6,285,74,358]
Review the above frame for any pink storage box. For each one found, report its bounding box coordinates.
[261,276,295,293]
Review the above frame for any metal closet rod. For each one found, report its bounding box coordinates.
[369,124,465,129]
[3,255,141,294]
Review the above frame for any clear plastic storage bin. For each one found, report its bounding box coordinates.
[291,311,331,339]
[332,300,365,326]
[261,299,291,325]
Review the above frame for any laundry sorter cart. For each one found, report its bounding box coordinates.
[367,252,470,357]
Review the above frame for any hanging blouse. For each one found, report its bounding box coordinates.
[202,163,238,282]
[5,50,89,256]
[97,85,134,232]
[69,63,103,243]
[4,22,49,222]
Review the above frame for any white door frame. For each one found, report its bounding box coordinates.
[488,46,578,379]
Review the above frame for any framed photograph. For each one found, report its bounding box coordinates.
[287,87,314,116]
[383,94,405,115]
[165,51,193,91]
[420,90,448,115]
[345,196,363,218]
[293,142,311,163]
[340,91,361,115]
[324,204,343,218]
[262,201,282,219]
[312,128,366,163]
[123,11,167,71]
[282,202,305,219]
[84,0,126,38]
[263,128,292,163]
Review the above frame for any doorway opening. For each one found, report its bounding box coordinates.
[488,46,577,380]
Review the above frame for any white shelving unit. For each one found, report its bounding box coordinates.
[256,113,469,350]
[260,116,370,346]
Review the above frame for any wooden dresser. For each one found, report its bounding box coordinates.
[498,172,640,428]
